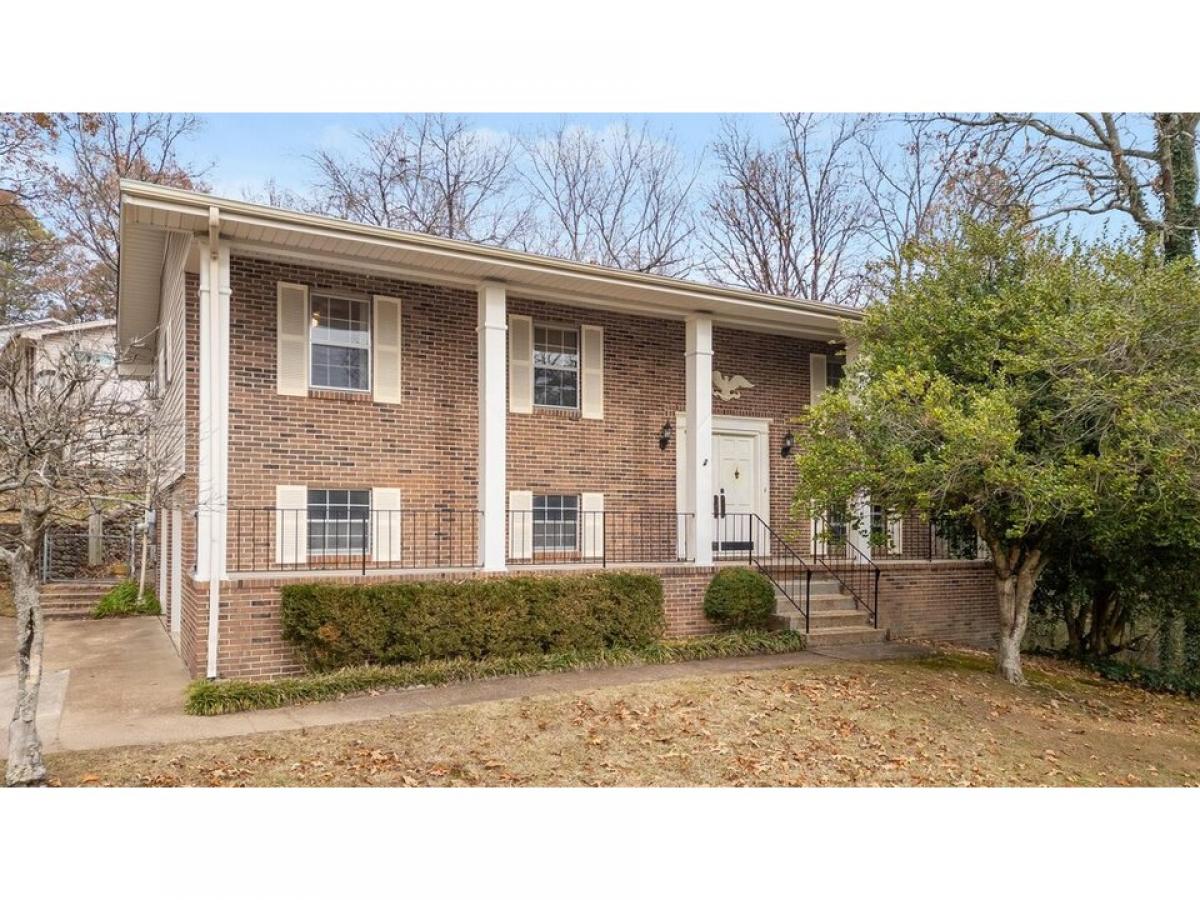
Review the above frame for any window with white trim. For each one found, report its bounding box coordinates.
[533,325,579,409]
[533,494,578,552]
[310,294,370,391]
[307,489,371,555]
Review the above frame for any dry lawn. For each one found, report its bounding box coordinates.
[49,650,1200,787]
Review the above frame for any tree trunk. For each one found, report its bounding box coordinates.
[6,548,47,787]
[988,539,1047,685]
[1155,113,1199,262]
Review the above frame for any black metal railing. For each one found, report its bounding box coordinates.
[718,512,813,633]
[228,508,481,573]
[811,511,881,628]
[868,514,987,561]
[505,510,694,567]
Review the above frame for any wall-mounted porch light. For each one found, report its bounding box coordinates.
[780,431,795,457]
[658,421,674,451]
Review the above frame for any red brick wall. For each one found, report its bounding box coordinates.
[876,560,998,645]
[505,297,834,540]
[223,257,480,560]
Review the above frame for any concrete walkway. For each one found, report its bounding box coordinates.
[0,617,929,756]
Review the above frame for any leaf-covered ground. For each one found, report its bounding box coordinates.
[48,650,1200,787]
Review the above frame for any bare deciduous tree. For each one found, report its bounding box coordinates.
[856,117,1057,296]
[44,113,209,317]
[0,114,60,222]
[1,334,149,785]
[521,121,699,275]
[941,113,1200,260]
[703,114,869,304]
[308,114,531,245]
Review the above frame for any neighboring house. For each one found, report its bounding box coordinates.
[116,181,998,681]
[0,317,117,372]
[0,317,144,580]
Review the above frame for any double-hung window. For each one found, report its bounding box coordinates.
[307,489,371,556]
[310,294,370,391]
[533,494,578,553]
[533,325,579,409]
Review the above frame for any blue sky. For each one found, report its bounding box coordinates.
[190,113,784,198]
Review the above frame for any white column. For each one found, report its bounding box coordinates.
[843,337,872,559]
[197,237,230,678]
[478,281,508,571]
[196,240,231,582]
[686,314,714,565]
[850,492,873,560]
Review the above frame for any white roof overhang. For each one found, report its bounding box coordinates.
[117,181,861,362]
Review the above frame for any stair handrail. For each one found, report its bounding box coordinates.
[741,513,813,634]
[810,511,882,629]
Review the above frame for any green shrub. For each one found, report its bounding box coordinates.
[1085,657,1200,699]
[703,567,776,629]
[280,572,665,672]
[185,629,808,715]
[92,580,161,618]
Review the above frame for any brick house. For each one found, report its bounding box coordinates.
[116,181,997,680]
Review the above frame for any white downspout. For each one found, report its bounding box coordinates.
[201,206,229,679]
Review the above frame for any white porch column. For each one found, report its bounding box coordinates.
[477,281,508,571]
[843,337,872,559]
[686,314,714,565]
[197,232,230,678]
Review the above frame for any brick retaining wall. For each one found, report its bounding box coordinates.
[180,560,997,681]
[875,560,998,645]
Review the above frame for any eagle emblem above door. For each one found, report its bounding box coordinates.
[712,370,754,401]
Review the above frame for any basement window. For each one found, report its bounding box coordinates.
[308,489,371,556]
[533,494,578,552]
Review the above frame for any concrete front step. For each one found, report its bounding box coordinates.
[805,626,887,647]
[807,608,873,628]
[774,592,859,614]
[39,580,119,619]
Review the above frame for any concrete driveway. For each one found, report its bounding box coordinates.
[1,616,194,756]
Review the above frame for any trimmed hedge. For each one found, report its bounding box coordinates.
[704,567,776,629]
[281,572,665,671]
[92,580,161,618]
[185,629,809,715]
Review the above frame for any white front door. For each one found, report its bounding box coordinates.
[712,432,757,554]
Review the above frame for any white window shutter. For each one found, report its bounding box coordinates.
[372,487,403,564]
[508,490,533,561]
[580,325,604,419]
[509,314,533,414]
[277,282,310,396]
[372,296,402,404]
[581,492,604,560]
[809,353,827,406]
[275,484,308,565]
